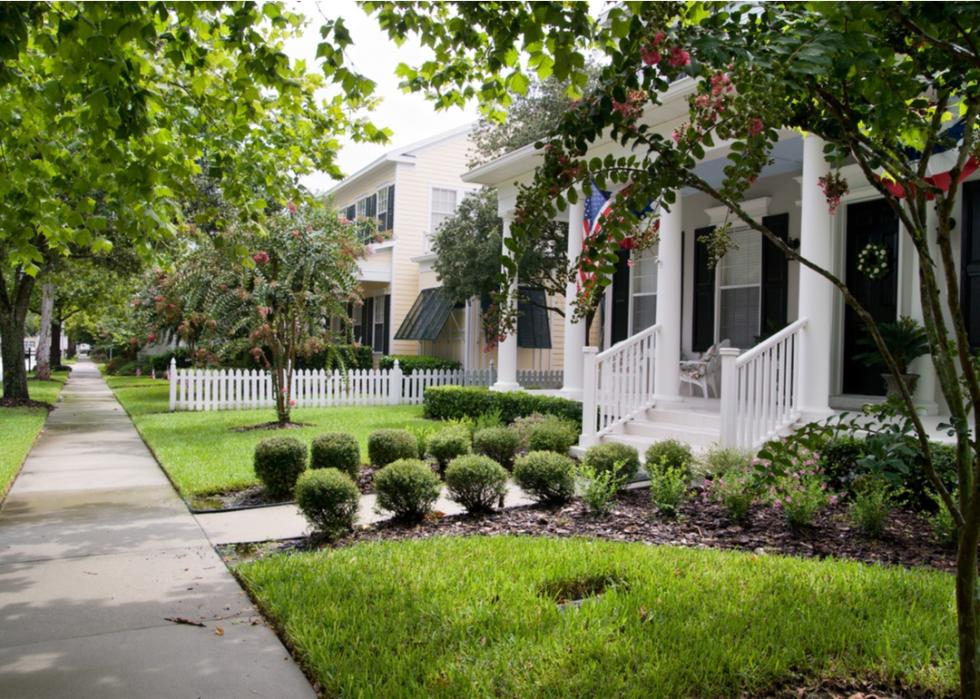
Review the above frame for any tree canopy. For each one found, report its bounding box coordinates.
[0,1,386,400]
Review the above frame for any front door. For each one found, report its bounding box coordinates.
[610,249,631,344]
[842,198,899,395]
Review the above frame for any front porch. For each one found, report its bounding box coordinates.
[466,123,956,456]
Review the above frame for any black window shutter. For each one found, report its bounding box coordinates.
[386,185,395,231]
[366,194,377,219]
[382,294,391,354]
[345,204,355,221]
[964,181,980,350]
[362,297,374,349]
[761,213,790,338]
[692,225,716,352]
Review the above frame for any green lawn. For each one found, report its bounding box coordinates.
[0,370,70,497]
[237,536,956,698]
[105,375,431,498]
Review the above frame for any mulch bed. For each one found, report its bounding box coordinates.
[230,421,313,432]
[0,397,54,410]
[220,485,957,573]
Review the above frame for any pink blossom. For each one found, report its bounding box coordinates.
[147,333,157,344]
[695,94,710,109]
[773,500,782,510]
[667,47,691,68]
[286,200,298,214]
[653,31,666,47]
[748,117,764,137]
[640,46,661,66]
[289,398,297,408]
[252,251,270,265]
[671,128,683,144]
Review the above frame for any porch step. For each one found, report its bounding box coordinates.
[621,419,720,445]
[641,405,722,430]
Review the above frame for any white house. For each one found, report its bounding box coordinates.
[328,124,566,374]
[465,78,975,454]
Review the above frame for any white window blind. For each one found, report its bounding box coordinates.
[376,187,388,227]
[718,228,762,349]
[429,188,458,249]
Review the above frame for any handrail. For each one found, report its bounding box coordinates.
[735,318,808,366]
[596,323,661,361]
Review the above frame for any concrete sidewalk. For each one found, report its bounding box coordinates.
[0,361,314,698]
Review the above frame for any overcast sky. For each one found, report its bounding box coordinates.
[284,0,480,193]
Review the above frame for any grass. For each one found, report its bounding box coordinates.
[0,370,70,497]
[237,536,957,698]
[104,374,432,498]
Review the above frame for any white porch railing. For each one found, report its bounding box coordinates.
[580,323,660,446]
[719,318,807,450]
[167,358,558,411]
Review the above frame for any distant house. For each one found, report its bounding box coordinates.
[328,124,564,373]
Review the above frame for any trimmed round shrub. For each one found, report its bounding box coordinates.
[644,439,694,478]
[427,426,471,473]
[581,443,640,483]
[310,432,361,479]
[527,419,579,454]
[368,429,418,467]
[473,427,521,470]
[513,451,576,504]
[295,468,360,538]
[373,459,442,520]
[254,437,307,500]
[444,455,508,513]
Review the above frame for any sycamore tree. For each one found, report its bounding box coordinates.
[140,204,362,426]
[355,1,980,694]
[0,2,385,403]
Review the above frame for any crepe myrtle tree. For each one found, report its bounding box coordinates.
[358,2,980,693]
[0,2,386,402]
[140,204,364,425]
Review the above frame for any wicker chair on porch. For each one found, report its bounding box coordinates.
[679,339,730,398]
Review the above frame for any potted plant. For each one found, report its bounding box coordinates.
[855,316,930,397]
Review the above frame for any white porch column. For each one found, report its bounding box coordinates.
[492,213,521,391]
[653,194,683,401]
[798,134,835,416]
[560,194,586,398]
[908,205,939,412]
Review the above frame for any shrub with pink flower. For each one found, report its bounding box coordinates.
[758,447,834,529]
[252,251,270,265]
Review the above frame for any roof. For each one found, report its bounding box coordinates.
[326,123,476,197]
[463,77,698,187]
[394,287,457,342]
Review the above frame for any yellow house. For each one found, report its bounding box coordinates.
[327,124,565,375]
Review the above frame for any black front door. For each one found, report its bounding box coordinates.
[842,198,899,395]
[610,250,631,344]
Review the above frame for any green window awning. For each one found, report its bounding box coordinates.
[395,287,456,341]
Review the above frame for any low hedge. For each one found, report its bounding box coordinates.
[295,468,360,539]
[444,455,508,513]
[513,451,576,504]
[374,459,442,520]
[368,429,418,467]
[254,437,308,500]
[423,385,581,424]
[380,355,461,373]
[310,433,361,479]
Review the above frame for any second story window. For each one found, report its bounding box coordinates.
[428,187,458,250]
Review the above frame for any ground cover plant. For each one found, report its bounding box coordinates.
[237,536,956,698]
[104,375,430,499]
[0,370,69,496]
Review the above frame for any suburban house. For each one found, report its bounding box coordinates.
[464,77,975,455]
[328,123,565,375]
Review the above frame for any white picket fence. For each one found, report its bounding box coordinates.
[167,359,560,412]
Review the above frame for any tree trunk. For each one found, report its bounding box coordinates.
[35,282,55,381]
[0,307,30,401]
[67,334,76,359]
[50,320,62,368]
[958,510,980,698]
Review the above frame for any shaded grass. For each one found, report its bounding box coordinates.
[105,375,431,497]
[0,370,70,496]
[238,536,956,698]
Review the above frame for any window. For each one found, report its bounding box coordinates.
[351,302,361,343]
[372,295,386,352]
[428,187,458,250]
[376,186,388,230]
[355,197,367,218]
[630,243,658,334]
[343,204,355,222]
[717,228,762,349]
